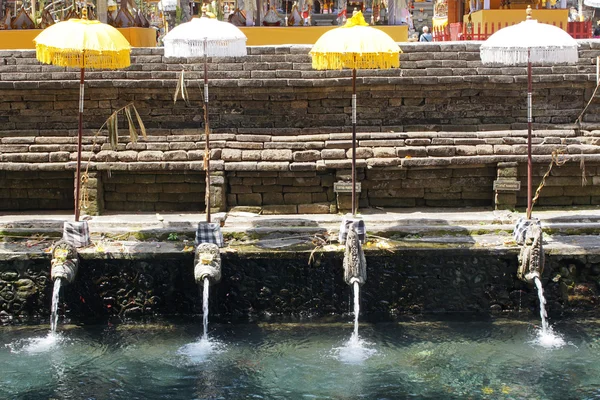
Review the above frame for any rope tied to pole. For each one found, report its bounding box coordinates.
[531,150,567,211]
[79,171,90,210]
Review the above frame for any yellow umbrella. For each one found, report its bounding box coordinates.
[34,8,131,222]
[310,11,401,216]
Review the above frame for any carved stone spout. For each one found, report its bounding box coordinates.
[517,222,544,283]
[194,243,222,285]
[50,240,79,284]
[343,222,367,286]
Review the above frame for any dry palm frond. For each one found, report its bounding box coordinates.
[174,69,190,106]
[97,103,147,151]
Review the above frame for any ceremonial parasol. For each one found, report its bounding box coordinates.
[310,11,401,216]
[480,6,578,219]
[34,8,131,222]
[163,12,247,223]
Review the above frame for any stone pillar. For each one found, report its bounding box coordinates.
[209,171,227,213]
[494,162,519,210]
[80,171,104,216]
[96,0,108,23]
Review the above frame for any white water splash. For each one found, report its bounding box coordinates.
[178,278,225,364]
[332,281,376,364]
[531,276,565,349]
[50,278,62,333]
[178,337,225,364]
[202,277,209,340]
[7,332,64,354]
[334,334,377,365]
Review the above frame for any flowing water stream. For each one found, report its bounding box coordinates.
[50,278,62,333]
[532,275,565,347]
[202,277,210,340]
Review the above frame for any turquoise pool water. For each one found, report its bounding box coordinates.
[1,318,599,399]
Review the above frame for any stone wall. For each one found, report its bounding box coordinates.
[104,171,207,212]
[2,43,600,214]
[0,170,73,211]
[1,250,599,323]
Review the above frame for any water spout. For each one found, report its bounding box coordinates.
[516,221,544,283]
[343,222,367,286]
[49,240,78,332]
[50,240,79,284]
[194,242,221,340]
[194,243,222,285]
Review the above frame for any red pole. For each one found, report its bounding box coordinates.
[204,38,211,223]
[527,52,533,220]
[75,67,84,222]
[351,68,357,216]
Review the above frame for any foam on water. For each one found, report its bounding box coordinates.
[178,337,225,364]
[333,333,377,365]
[7,332,64,354]
[331,282,377,364]
[531,326,566,349]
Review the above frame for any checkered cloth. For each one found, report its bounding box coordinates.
[63,221,91,248]
[195,222,224,248]
[338,216,366,244]
[513,217,541,245]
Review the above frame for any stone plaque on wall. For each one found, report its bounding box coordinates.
[334,182,361,193]
[493,179,521,192]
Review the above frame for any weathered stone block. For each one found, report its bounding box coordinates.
[284,192,312,204]
[262,192,284,204]
[237,193,262,206]
[298,203,330,214]
[164,150,188,161]
[242,150,262,161]
[346,147,373,159]
[222,149,242,161]
[257,162,289,171]
[262,204,297,214]
[138,151,164,162]
[293,150,320,162]
[261,149,292,161]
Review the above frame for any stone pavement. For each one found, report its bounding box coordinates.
[1,207,600,259]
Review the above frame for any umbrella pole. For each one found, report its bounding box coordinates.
[75,67,85,222]
[203,38,211,223]
[352,68,357,216]
[527,52,532,220]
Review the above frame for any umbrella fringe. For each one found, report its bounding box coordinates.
[36,45,131,69]
[311,52,400,70]
[480,47,578,65]
[164,39,247,58]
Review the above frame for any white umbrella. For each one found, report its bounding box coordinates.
[480,6,578,219]
[584,0,600,8]
[164,15,247,222]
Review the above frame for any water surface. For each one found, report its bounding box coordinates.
[1,318,599,399]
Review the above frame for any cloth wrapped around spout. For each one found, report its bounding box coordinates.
[194,243,222,285]
[50,240,79,284]
[343,222,367,286]
[517,222,545,283]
